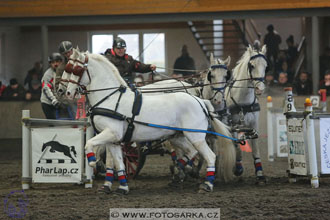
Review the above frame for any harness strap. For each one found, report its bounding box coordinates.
[122,89,143,143]
[229,103,260,115]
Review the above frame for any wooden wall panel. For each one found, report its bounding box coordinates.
[0,0,329,18]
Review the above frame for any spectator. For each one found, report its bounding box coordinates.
[2,78,26,101]
[0,81,6,99]
[320,70,330,96]
[271,72,292,96]
[24,61,43,89]
[173,45,196,78]
[40,53,63,119]
[276,59,294,83]
[133,75,145,87]
[264,72,278,96]
[319,46,330,81]
[293,71,313,95]
[104,37,156,83]
[25,79,42,101]
[285,35,298,73]
[263,24,282,72]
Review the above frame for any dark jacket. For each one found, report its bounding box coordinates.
[293,80,313,95]
[173,55,195,76]
[104,49,152,82]
[2,84,26,101]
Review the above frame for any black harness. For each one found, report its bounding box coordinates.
[89,86,143,143]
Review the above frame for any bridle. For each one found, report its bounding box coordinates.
[64,54,91,91]
[247,53,268,82]
[206,63,228,100]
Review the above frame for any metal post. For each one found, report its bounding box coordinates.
[267,96,274,161]
[22,110,31,190]
[84,122,94,188]
[41,25,48,73]
[312,16,320,95]
[305,98,319,188]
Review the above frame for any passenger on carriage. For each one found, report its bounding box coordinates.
[56,41,74,91]
[40,53,63,119]
[104,37,156,84]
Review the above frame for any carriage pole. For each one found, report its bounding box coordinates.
[267,96,274,161]
[304,98,319,188]
[85,120,94,188]
[22,110,31,190]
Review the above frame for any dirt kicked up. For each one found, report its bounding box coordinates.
[1,138,330,220]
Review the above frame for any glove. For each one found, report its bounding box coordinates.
[52,99,60,109]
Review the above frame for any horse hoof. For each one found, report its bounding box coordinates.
[234,167,244,177]
[255,176,267,185]
[98,185,112,194]
[199,182,213,192]
[115,186,129,195]
[172,166,185,183]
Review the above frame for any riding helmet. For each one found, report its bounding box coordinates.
[58,41,73,54]
[48,52,63,63]
[113,37,126,49]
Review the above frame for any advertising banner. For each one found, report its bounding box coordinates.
[287,118,307,176]
[31,127,83,183]
[275,113,288,157]
[320,118,330,174]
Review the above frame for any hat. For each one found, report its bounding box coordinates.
[10,78,18,86]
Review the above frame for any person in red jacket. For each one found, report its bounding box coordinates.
[104,37,156,83]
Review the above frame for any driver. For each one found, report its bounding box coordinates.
[104,37,156,84]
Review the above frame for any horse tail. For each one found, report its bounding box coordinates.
[210,116,236,182]
[203,100,235,182]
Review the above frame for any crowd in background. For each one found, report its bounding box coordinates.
[261,24,330,97]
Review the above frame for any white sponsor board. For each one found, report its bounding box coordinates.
[31,127,83,183]
[320,118,330,174]
[287,118,307,176]
[275,113,288,157]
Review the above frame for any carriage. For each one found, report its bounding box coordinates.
[59,44,268,193]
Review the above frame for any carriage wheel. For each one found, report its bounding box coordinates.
[121,143,146,179]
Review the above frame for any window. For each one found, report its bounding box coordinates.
[143,33,165,72]
[92,34,113,54]
[90,32,165,72]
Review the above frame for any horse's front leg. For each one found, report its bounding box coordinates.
[98,144,115,194]
[85,128,117,167]
[108,144,129,195]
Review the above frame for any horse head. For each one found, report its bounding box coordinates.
[204,53,231,106]
[57,58,75,97]
[66,48,90,100]
[247,44,268,95]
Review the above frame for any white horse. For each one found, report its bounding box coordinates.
[65,48,236,193]
[139,54,231,176]
[224,45,268,182]
[59,53,231,180]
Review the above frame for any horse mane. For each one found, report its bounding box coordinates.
[88,53,127,86]
[232,48,254,79]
